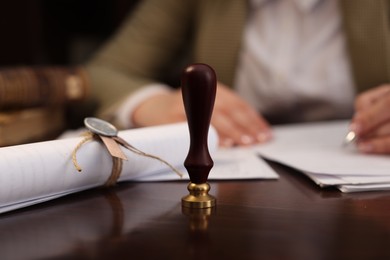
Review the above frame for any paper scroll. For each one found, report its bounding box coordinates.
[0,123,218,214]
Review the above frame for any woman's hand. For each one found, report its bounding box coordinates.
[351,84,390,154]
[132,82,272,147]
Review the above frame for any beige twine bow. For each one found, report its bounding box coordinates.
[72,131,183,187]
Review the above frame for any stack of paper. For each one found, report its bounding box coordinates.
[253,120,390,192]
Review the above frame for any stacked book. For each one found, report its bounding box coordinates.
[0,66,90,146]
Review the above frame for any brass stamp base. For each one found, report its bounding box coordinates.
[182,182,216,208]
[182,207,215,231]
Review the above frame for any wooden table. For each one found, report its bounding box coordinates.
[1,161,390,259]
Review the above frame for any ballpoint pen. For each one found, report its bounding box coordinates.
[343,130,357,146]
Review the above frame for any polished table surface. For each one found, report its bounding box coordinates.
[1,161,390,260]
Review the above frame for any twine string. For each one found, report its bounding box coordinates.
[113,135,183,178]
[71,132,183,187]
[72,132,95,172]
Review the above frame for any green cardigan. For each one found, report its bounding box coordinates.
[86,0,390,124]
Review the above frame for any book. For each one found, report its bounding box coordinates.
[0,66,90,109]
[0,107,65,146]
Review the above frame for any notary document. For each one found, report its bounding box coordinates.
[253,120,390,192]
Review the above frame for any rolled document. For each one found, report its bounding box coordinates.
[0,123,218,214]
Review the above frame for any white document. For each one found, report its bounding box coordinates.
[135,147,279,181]
[253,120,390,192]
[0,123,277,214]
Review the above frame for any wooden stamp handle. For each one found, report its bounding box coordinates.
[181,64,217,184]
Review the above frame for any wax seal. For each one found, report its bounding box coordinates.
[84,117,118,137]
[76,117,183,183]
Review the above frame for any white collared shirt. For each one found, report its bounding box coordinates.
[235,0,355,123]
[117,0,355,127]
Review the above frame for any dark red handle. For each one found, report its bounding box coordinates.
[181,63,217,184]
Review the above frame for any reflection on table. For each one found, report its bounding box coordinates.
[1,162,390,259]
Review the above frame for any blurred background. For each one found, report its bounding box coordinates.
[0,0,142,146]
[0,0,141,67]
